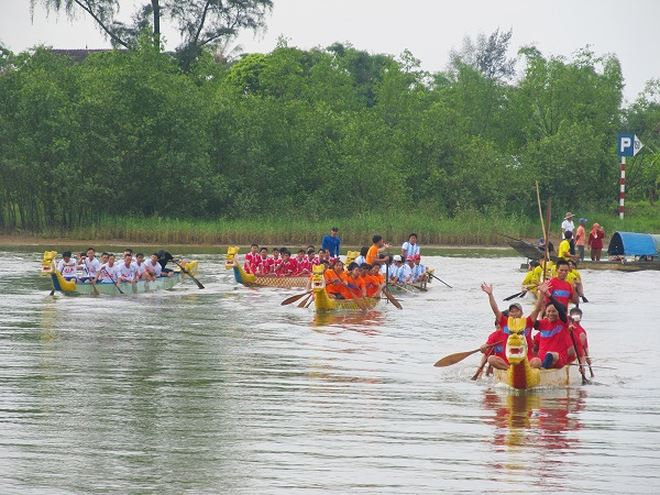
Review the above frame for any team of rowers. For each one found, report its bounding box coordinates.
[480,257,591,373]
[243,234,429,298]
[55,248,174,284]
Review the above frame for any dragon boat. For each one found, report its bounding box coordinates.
[225,246,310,288]
[310,265,379,312]
[491,317,582,390]
[48,260,199,296]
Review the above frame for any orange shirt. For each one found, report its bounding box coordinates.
[346,274,366,298]
[324,269,352,298]
[366,244,380,264]
[365,274,383,297]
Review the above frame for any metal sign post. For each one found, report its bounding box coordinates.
[616,133,644,220]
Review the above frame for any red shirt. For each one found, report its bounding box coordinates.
[535,318,571,367]
[276,258,299,276]
[486,329,509,361]
[546,278,574,310]
[570,322,588,357]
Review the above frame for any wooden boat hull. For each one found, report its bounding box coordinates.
[49,260,199,296]
[313,288,379,312]
[51,271,184,296]
[494,365,582,390]
[386,282,427,293]
[231,263,309,288]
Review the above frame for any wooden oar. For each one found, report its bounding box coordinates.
[503,290,525,301]
[174,260,204,289]
[434,341,502,368]
[100,267,125,295]
[281,290,311,306]
[82,259,99,296]
[429,273,452,288]
[297,292,312,307]
[568,326,590,385]
[382,288,402,309]
[471,347,493,380]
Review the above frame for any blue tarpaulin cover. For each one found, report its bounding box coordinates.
[608,232,658,256]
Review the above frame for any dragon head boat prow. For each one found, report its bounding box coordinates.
[225,246,240,269]
[311,264,326,292]
[502,316,541,390]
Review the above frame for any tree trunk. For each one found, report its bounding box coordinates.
[152,0,161,49]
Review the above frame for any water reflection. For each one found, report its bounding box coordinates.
[312,309,385,335]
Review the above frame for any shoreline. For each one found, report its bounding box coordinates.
[0,234,513,251]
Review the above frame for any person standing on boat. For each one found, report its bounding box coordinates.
[57,251,78,281]
[480,282,547,370]
[321,227,341,259]
[401,233,420,259]
[588,223,606,261]
[366,235,390,265]
[574,218,587,261]
[558,231,578,261]
[561,212,575,237]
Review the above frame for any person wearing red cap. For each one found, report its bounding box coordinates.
[411,255,428,283]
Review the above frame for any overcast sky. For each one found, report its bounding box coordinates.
[2,0,658,103]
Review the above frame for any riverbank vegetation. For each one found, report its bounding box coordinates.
[1,28,659,241]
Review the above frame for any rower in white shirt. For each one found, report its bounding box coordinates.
[96,254,120,284]
[411,255,428,283]
[133,253,149,280]
[78,247,101,282]
[56,251,78,281]
[116,253,138,284]
[144,253,163,280]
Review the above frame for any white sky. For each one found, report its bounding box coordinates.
[1,0,658,103]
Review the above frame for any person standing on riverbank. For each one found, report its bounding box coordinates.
[574,218,587,261]
[321,227,341,259]
[588,223,606,261]
[561,212,575,237]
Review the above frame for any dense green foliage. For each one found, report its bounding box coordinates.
[1,37,659,234]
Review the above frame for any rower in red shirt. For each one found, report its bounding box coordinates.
[295,249,311,274]
[480,282,547,370]
[276,251,299,276]
[545,259,577,311]
[244,243,259,273]
[531,284,572,369]
[567,307,591,368]
[253,247,271,275]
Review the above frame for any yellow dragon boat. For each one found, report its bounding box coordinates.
[225,246,310,288]
[310,265,379,312]
[492,317,582,390]
[48,260,199,296]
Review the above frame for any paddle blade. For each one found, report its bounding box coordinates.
[503,291,523,301]
[433,348,480,367]
[383,289,402,309]
[281,290,311,306]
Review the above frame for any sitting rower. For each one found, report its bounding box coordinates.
[567,307,591,369]
[480,282,546,370]
[345,262,367,299]
[57,251,78,281]
[366,264,386,297]
[324,260,352,299]
[96,254,120,284]
[530,284,572,369]
[411,255,428,284]
[244,244,259,274]
[134,253,149,280]
[521,260,540,298]
[276,250,299,276]
[116,253,138,284]
[294,249,311,274]
[145,253,163,280]
[78,247,101,282]
[567,260,588,303]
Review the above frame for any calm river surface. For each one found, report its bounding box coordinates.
[1,248,659,494]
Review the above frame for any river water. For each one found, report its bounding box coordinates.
[1,248,659,494]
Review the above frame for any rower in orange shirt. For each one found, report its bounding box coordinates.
[324,260,353,299]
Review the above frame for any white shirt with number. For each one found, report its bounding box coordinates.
[57,259,78,279]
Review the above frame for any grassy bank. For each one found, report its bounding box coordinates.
[3,203,660,247]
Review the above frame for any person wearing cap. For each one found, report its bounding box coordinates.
[480,282,548,370]
[411,255,428,284]
[56,251,78,281]
[574,218,587,261]
[321,227,341,259]
[561,212,575,237]
[389,254,406,284]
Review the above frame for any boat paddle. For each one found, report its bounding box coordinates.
[281,290,312,306]
[429,273,452,288]
[434,342,500,368]
[568,325,590,385]
[174,260,204,289]
[503,290,526,301]
[100,267,125,295]
[382,288,403,309]
[82,258,100,296]
[471,347,494,380]
[297,292,313,307]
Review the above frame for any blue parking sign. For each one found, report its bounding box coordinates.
[617,133,635,157]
